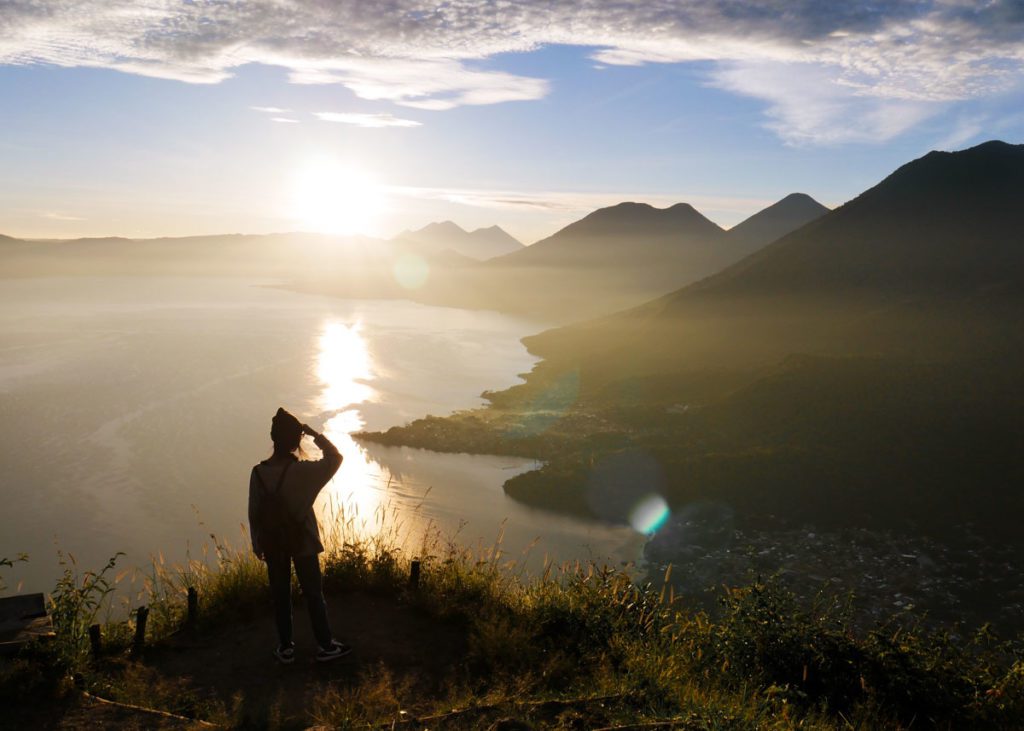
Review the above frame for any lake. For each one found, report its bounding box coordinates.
[0,277,644,596]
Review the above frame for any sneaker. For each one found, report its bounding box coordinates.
[316,639,352,662]
[274,643,296,664]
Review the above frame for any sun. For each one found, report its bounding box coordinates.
[289,160,385,236]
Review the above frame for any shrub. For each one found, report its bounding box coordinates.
[48,551,125,672]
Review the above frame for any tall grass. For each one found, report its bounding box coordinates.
[4,493,1024,729]
[45,551,131,670]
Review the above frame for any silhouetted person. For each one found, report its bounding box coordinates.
[248,407,349,664]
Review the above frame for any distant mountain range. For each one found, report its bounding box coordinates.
[491,201,726,268]
[439,194,829,321]
[1,195,830,324]
[394,221,523,260]
[0,230,392,282]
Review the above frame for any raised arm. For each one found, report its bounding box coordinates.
[305,424,343,478]
[290,425,343,509]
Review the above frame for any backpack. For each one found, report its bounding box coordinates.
[254,462,304,557]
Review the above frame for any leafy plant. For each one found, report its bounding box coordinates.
[48,551,125,670]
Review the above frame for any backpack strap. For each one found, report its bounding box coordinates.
[253,461,299,557]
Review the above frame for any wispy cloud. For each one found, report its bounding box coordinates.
[390,185,782,224]
[250,106,291,114]
[314,112,421,128]
[41,212,85,222]
[2,2,1023,142]
[933,114,988,151]
[270,117,299,124]
[289,58,548,109]
[711,61,937,146]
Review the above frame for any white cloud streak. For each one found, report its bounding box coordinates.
[933,113,989,151]
[711,61,938,146]
[314,112,422,128]
[41,211,85,222]
[2,2,1023,144]
[389,184,780,221]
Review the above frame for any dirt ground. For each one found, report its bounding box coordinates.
[5,588,470,730]
[144,588,470,727]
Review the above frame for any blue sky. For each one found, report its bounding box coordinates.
[1,2,1023,243]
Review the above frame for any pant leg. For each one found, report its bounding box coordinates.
[292,553,333,648]
[266,554,293,647]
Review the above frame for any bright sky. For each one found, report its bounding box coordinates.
[1,2,1022,244]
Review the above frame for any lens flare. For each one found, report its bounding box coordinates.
[629,494,671,535]
[584,449,666,524]
[393,253,429,289]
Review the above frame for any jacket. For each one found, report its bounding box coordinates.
[248,431,343,557]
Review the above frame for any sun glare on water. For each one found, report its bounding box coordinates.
[290,160,385,236]
[316,321,373,412]
[309,319,392,544]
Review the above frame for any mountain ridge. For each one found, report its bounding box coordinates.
[489,201,726,269]
[395,220,523,260]
[723,193,829,258]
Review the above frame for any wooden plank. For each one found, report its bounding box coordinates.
[0,593,54,654]
[0,593,47,620]
[0,615,55,654]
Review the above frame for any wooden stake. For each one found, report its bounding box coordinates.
[132,605,148,656]
[187,587,198,627]
[88,624,102,659]
[409,559,420,590]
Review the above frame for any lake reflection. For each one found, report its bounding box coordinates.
[313,318,389,543]
[308,315,644,570]
[0,278,644,595]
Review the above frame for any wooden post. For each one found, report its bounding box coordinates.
[409,559,420,590]
[88,624,102,659]
[132,605,148,656]
[187,587,198,628]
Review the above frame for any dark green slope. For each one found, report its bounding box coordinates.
[692,140,1024,297]
[526,141,1024,372]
